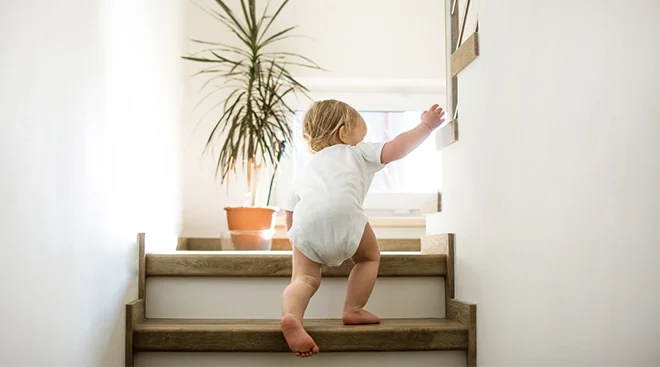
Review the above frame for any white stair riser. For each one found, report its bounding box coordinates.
[146,277,445,319]
[136,351,465,367]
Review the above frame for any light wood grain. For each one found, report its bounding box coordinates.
[451,32,479,77]
[351,238,421,251]
[275,238,421,251]
[125,299,144,367]
[271,238,290,250]
[176,237,189,251]
[447,299,477,367]
[145,252,446,277]
[421,233,452,255]
[137,233,146,300]
[446,235,455,301]
[420,192,442,214]
[133,318,468,352]
[436,119,459,151]
[178,237,225,251]
[183,237,421,252]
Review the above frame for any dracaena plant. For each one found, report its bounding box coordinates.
[183,0,321,206]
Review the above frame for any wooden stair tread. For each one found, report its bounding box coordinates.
[138,317,465,329]
[146,252,447,277]
[133,318,468,352]
[271,238,420,251]
[179,237,421,252]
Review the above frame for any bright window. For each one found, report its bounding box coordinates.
[291,110,441,193]
[275,109,441,216]
[272,77,445,216]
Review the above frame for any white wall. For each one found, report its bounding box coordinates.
[427,0,660,365]
[181,0,445,236]
[0,0,182,365]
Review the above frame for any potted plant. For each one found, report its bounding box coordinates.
[183,0,321,250]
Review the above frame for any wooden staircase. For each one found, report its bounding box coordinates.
[126,233,476,366]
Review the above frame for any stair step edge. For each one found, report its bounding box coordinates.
[145,253,447,277]
[133,318,468,352]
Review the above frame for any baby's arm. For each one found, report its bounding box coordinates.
[380,104,445,164]
[285,210,294,232]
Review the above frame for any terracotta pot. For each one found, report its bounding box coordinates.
[225,206,279,250]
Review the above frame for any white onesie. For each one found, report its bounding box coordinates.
[281,142,386,266]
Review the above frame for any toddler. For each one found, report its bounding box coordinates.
[280,100,445,357]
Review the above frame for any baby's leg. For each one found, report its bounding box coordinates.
[343,223,381,325]
[281,246,322,357]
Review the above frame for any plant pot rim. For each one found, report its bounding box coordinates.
[224,206,280,212]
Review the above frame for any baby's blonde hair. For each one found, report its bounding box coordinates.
[302,99,363,153]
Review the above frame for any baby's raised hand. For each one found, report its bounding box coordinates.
[421,104,446,130]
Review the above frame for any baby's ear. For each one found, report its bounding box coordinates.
[338,126,349,144]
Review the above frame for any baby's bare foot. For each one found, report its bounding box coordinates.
[342,308,381,325]
[281,314,319,357]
